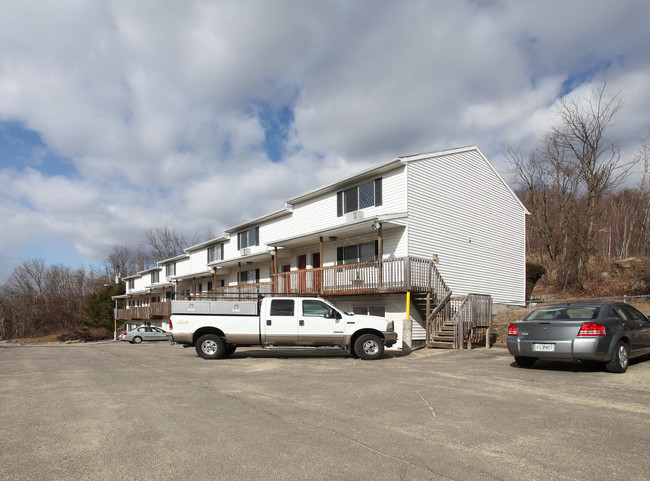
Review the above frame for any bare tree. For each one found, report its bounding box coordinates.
[0,260,103,339]
[625,135,650,257]
[104,244,155,278]
[144,227,191,260]
[506,82,634,289]
[550,82,627,261]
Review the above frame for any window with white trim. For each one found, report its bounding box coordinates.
[151,271,159,284]
[237,227,259,250]
[208,244,224,263]
[337,178,382,216]
[165,263,176,278]
[337,241,379,265]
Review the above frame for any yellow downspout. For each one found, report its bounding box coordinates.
[404,291,412,353]
[406,291,411,319]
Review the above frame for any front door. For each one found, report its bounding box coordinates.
[262,298,299,345]
[298,299,344,345]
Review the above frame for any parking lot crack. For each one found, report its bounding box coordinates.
[417,391,437,418]
[202,384,456,480]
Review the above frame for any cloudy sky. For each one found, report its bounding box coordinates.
[0,0,649,283]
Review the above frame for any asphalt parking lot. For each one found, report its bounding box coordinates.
[1,341,648,481]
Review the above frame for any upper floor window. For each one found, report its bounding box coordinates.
[237,227,259,250]
[165,263,176,278]
[151,271,160,284]
[208,244,224,263]
[127,279,135,290]
[337,241,378,265]
[337,178,382,216]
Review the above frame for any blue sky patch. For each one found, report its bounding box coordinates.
[0,121,76,176]
[17,236,93,270]
[560,60,614,97]
[254,103,294,163]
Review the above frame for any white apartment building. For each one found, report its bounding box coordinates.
[116,146,528,349]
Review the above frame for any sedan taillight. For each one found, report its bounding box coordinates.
[169,319,173,330]
[507,323,520,336]
[577,322,606,337]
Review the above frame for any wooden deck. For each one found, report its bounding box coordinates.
[272,256,449,298]
[114,256,492,351]
[115,302,172,321]
[115,256,449,320]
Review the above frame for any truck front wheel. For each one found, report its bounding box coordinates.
[195,334,226,359]
[354,334,384,360]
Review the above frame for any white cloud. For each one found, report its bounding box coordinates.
[0,0,649,282]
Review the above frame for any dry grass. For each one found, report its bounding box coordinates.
[15,333,66,345]
[7,327,113,345]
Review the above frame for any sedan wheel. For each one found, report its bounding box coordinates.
[605,341,629,373]
[514,356,536,368]
[132,336,142,344]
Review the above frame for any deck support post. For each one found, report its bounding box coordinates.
[403,291,412,353]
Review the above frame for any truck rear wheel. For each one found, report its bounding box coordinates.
[354,334,384,360]
[195,334,226,359]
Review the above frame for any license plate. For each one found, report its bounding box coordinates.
[533,343,555,352]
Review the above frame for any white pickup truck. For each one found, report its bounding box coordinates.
[170,296,398,360]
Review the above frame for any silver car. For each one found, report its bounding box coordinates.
[507,302,650,373]
[119,326,172,344]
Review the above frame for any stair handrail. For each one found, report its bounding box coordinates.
[450,293,493,348]
[425,291,452,347]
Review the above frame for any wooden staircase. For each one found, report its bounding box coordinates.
[428,319,456,349]
[424,293,493,349]
[398,258,493,350]
[411,292,455,349]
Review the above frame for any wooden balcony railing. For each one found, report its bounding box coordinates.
[272,256,449,302]
[115,302,172,321]
[176,282,274,301]
[115,257,451,319]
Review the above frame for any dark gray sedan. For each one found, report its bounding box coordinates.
[507,302,650,373]
[119,326,172,344]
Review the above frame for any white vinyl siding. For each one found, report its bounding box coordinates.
[279,167,406,239]
[405,149,526,304]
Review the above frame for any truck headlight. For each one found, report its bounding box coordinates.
[386,321,394,332]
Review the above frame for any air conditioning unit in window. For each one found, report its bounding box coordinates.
[346,211,364,222]
[240,248,251,256]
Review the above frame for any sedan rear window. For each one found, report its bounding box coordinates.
[527,306,600,320]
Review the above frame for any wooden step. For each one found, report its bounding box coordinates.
[427,341,455,349]
[432,335,454,342]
